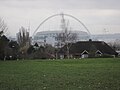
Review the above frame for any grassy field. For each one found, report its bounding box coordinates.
[0,58,120,90]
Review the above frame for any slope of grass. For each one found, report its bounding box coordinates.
[0,58,120,90]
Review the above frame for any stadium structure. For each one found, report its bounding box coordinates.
[32,13,91,46]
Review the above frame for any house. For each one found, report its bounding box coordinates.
[116,50,120,57]
[58,41,118,58]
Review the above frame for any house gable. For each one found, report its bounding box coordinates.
[95,50,103,55]
[81,50,89,55]
[81,50,89,58]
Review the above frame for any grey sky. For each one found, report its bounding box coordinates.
[0,0,120,36]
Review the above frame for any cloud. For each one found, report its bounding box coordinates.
[0,0,120,36]
[0,0,120,10]
[67,0,120,9]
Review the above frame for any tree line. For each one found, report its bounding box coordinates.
[1,17,120,60]
[0,21,56,60]
[0,17,77,60]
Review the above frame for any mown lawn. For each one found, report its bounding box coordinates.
[0,58,120,90]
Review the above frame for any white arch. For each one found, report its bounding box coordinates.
[32,13,91,38]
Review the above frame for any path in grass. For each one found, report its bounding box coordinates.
[0,58,120,90]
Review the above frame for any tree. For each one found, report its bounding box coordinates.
[27,44,55,59]
[17,27,31,47]
[17,26,31,59]
[0,18,9,60]
[8,41,19,60]
[27,45,35,54]
[45,44,55,58]
[0,18,8,37]
[108,39,120,51]
[0,35,9,60]
[56,14,78,59]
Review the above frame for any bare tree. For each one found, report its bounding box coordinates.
[0,18,8,36]
[17,26,31,58]
[56,14,78,59]
[0,18,9,60]
[108,39,120,51]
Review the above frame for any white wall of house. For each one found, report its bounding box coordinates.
[60,55,64,59]
[81,54,88,58]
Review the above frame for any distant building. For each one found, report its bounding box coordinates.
[32,30,90,46]
[8,36,16,41]
[92,33,120,42]
[32,30,120,47]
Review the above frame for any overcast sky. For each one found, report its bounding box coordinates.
[0,0,120,36]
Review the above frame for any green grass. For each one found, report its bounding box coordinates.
[0,58,120,90]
